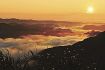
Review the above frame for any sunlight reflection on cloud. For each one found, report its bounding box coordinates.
[0,35,86,55]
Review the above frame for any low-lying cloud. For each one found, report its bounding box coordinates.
[0,23,74,38]
[82,25,105,31]
[84,30,101,37]
[0,35,86,55]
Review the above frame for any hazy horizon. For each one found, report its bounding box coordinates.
[0,0,105,23]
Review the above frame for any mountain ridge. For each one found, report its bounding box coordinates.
[31,31,105,70]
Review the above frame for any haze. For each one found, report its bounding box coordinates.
[0,0,105,22]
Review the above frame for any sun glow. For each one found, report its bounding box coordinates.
[87,6,94,14]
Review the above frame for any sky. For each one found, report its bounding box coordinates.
[0,0,105,22]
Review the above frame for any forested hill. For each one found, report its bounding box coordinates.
[33,31,105,70]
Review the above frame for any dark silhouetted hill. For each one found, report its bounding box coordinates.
[31,31,105,70]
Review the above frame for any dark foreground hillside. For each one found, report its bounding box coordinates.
[32,31,105,70]
[1,31,105,70]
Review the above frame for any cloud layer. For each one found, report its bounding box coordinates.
[82,25,105,31]
[0,20,75,38]
[0,19,105,55]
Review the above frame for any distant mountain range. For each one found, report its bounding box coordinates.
[0,18,79,24]
[30,31,105,70]
[0,18,80,38]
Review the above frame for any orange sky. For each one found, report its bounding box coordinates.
[0,0,105,22]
